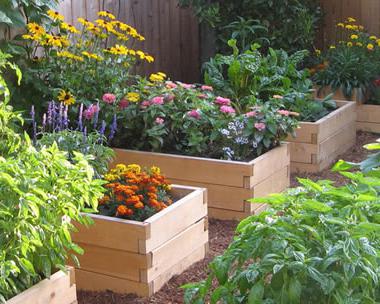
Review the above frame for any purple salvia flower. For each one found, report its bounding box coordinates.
[108,114,117,141]
[98,120,106,144]
[57,102,64,131]
[47,101,53,126]
[30,105,37,145]
[42,113,47,131]
[83,126,87,145]
[63,105,69,129]
[78,103,84,131]
[93,101,100,129]
[51,101,57,130]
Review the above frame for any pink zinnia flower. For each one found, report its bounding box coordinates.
[201,85,213,91]
[119,99,129,110]
[278,110,290,116]
[151,96,164,105]
[198,93,207,99]
[255,122,266,131]
[187,109,201,119]
[102,93,116,104]
[164,94,175,102]
[83,104,99,120]
[220,105,236,114]
[166,81,177,89]
[140,100,151,108]
[215,96,231,106]
[155,117,165,124]
[245,111,257,118]
[179,82,194,89]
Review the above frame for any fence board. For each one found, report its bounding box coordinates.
[58,0,200,83]
[319,0,380,49]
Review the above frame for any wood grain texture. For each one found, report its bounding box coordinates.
[58,0,200,82]
[357,104,380,133]
[72,186,208,297]
[7,268,77,304]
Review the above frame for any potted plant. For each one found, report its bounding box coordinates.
[312,17,380,133]
[71,164,208,297]
[0,51,104,304]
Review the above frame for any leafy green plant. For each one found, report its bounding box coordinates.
[203,40,310,110]
[0,0,59,55]
[37,130,115,178]
[179,0,322,54]
[113,76,298,160]
[183,171,380,303]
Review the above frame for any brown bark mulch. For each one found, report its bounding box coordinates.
[78,131,379,304]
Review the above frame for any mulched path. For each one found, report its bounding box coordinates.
[78,131,379,304]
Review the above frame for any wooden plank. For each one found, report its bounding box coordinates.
[152,244,207,293]
[288,141,317,163]
[143,186,207,253]
[357,104,380,123]
[142,218,208,282]
[70,0,86,27]
[85,0,100,21]
[7,269,77,304]
[75,268,151,296]
[357,122,380,134]
[73,243,150,281]
[249,143,290,186]
[286,123,319,144]
[112,149,254,188]
[252,166,289,200]
[208,207,249,221]
[73,214,148,253]
[318,101,356,142]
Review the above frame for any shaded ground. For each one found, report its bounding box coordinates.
[78,131,379,304]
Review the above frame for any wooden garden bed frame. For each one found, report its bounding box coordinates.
[286,100,356,173]
[7,268,77,304]
[72,185,208,297]
[111,144,290,220]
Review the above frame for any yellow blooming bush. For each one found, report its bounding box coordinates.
[20,10,154,127]
[312,17,380,99]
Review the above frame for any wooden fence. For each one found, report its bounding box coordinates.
[58,0,200,82]
[319,0,380,48]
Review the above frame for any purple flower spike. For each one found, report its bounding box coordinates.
[42,113,46,131]
[78,103,84,131]
[108,114,117,141]
[93,101,100,129]
[30,105,37,144]
[63,105,69,129]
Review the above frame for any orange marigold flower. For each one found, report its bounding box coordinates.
[116,194,125,201]
[99,195,110,205]
[116,205,129,216]
[126,195,141,204]
[134,202,144,209]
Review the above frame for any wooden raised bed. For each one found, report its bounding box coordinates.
[286,101,356,173]
[315,85,365,103]
[357,104,380,134]
[72,185,208,297]
[112,143,290,220]
[7,268,77,304]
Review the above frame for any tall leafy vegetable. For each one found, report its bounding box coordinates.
[183,171,380,303]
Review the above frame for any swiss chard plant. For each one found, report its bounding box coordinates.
[183,170,380,303]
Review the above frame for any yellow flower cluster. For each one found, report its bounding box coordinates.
[126,92,140,102]
[105,163,142,181]
[149,72,167,82]
[82,51,103,61]
[57,50,84,62]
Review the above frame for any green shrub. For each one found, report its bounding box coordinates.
[37,130,115,178]
[183,171,380,303]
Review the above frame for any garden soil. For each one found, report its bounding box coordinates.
[78,131,379,304]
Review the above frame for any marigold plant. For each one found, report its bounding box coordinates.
[99,164,173,221]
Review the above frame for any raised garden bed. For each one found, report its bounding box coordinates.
[357,104,380,134]
[71,185,208,297]
[286,100,356,173]
[6,268,77,304]
[315,85,365,103]
[111,144,290,220]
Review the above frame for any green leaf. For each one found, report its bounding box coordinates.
[248,280,264,304]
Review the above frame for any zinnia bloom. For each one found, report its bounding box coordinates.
[140,100,151,108]
[166,81,177,89]
[119,99,129,109]
[155,117,165,124]
[277,110,290,116]
[201,85,213,91]
[187,109,201,119]
[83,104,99,119]
[151,96,164,105]
[102,93,116,104]
[215,96,231,106]
[244,111,256,118]
[220,105,235,114]
[254,122,266,131]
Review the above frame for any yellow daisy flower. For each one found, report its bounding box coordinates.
[27,23,45,36]
[126,92,140,102]
[98,11,116,20]
[58,90,75,106]
[47,10,64,22]
[367,43,374,50]
[350,34,358,39]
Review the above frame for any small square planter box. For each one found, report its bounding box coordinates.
[7,268,77,304]
[112,143,290,220]
[72,185,208,297]
[357,104,380,134]
[286,101,356,173]
[315,85,365,103]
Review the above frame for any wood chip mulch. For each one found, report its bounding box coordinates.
[78,131,379,304]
